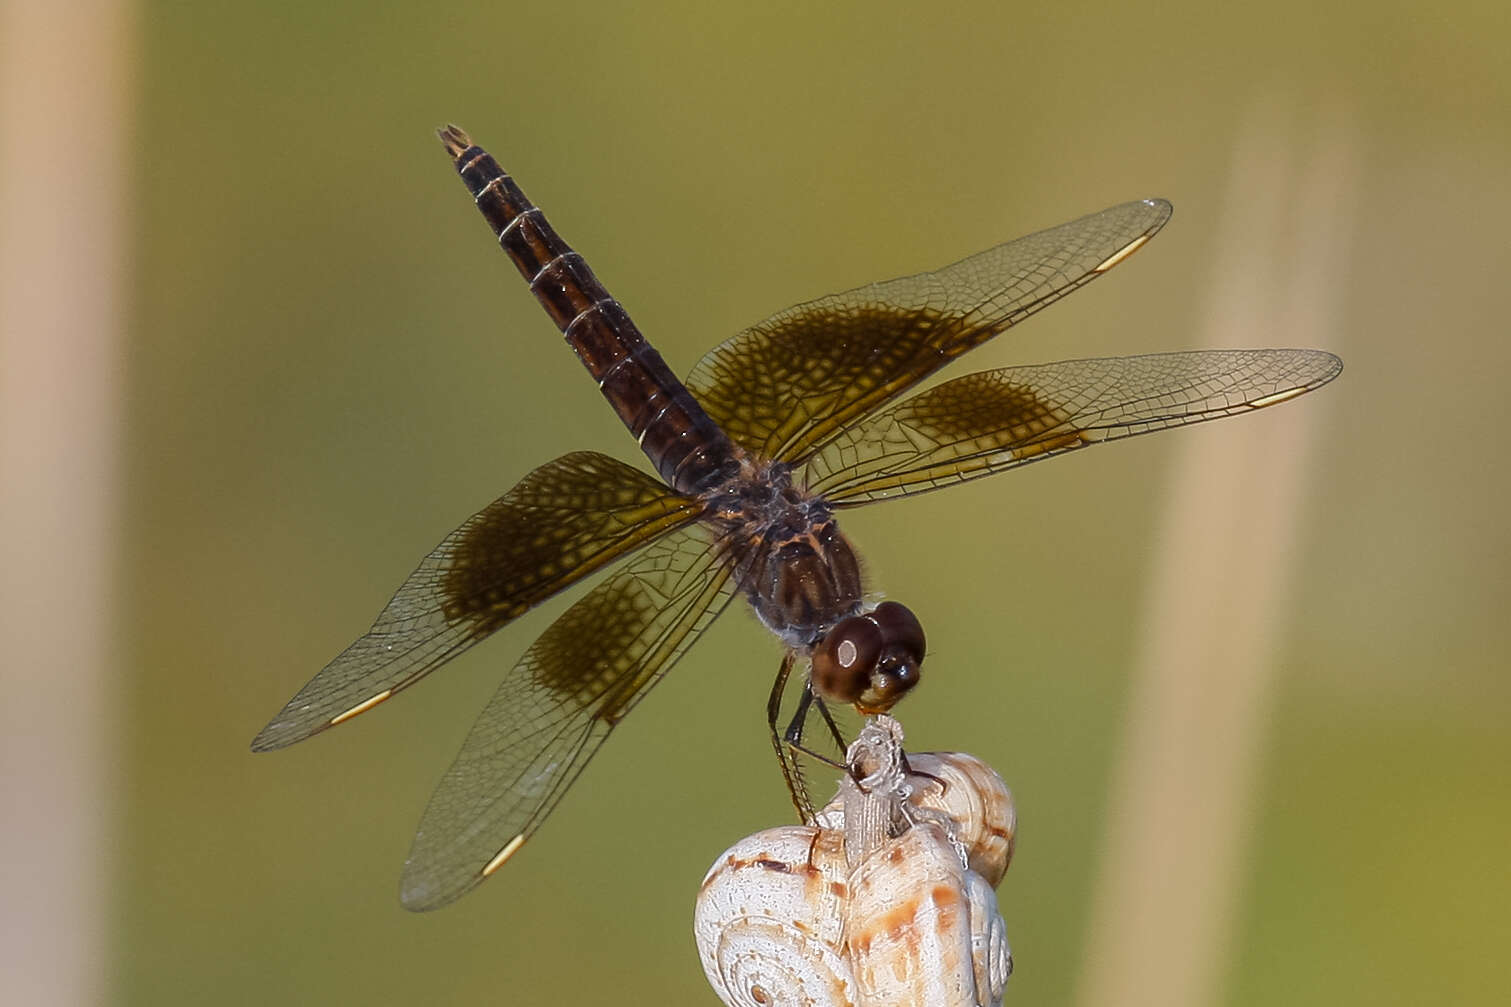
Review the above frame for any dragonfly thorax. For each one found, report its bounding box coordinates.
[707,459,864,649]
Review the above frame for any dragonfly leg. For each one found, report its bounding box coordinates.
[783,688,846,761]
[807,692,849,756]
[766,652,814,822]
[783,692,851,782]
[767,657,854,823]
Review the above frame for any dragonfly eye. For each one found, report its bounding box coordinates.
[870,601,926,662]
[857,648,918,711]
[811,615,883,704]
[810,601,926,713]
[853,601,925,714]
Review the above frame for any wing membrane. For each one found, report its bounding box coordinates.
[686,199,1172,464]
[398,522,736,910]
[802,349,1343,504]
[251,452,699,751]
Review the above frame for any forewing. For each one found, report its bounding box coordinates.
[802,349,1343,504]
[686,199,1172,464]
[251,452,700,751]
[398,522,737,910]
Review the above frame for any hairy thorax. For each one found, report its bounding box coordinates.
[703,457,864,649]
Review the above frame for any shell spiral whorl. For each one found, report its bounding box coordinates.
[695,826,856,1007]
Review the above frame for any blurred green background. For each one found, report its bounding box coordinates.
[89,0,1511,1003]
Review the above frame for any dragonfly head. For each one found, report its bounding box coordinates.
[810,601,926,715]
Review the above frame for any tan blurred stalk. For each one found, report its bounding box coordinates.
[1,1,134,1003]
[1073,96,1355,1007]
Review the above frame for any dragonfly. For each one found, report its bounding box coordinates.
[252,125,1342,911]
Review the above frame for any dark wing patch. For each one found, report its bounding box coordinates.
[398,523,736,910]
[251,452,699,751]
[801,349,1343,505]
[686,200,1172,464]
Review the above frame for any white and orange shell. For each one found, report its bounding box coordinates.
[899,751,1016,889]
[694,749,1014,1007]
[694,823,853,1007]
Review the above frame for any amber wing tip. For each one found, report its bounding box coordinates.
[436,124,473,159]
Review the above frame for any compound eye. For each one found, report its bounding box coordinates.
[855,648,921,715]
[810,614,884,703]
[871,601,926,662]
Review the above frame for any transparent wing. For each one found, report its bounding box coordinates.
[686,199,1172,464]
[801,349,1343,504]
[251,452,700,751]
[398,522,737,910]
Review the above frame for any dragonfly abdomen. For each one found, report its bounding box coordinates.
[440,126,737,494]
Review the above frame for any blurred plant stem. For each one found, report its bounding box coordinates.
[1074,92,1356,1007]
[0,1,135,1004]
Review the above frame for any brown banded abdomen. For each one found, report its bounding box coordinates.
[445,132,737,495]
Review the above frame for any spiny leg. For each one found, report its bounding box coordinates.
[782,686,848,770]
[766,652,813,822]
[767,653,854,823]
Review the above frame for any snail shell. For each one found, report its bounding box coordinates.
[694,825,855,1007]
[819,750,1016,888]
[695,730,1014,1007]
[845,819,1010,1007]
[903,751,1016,889]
